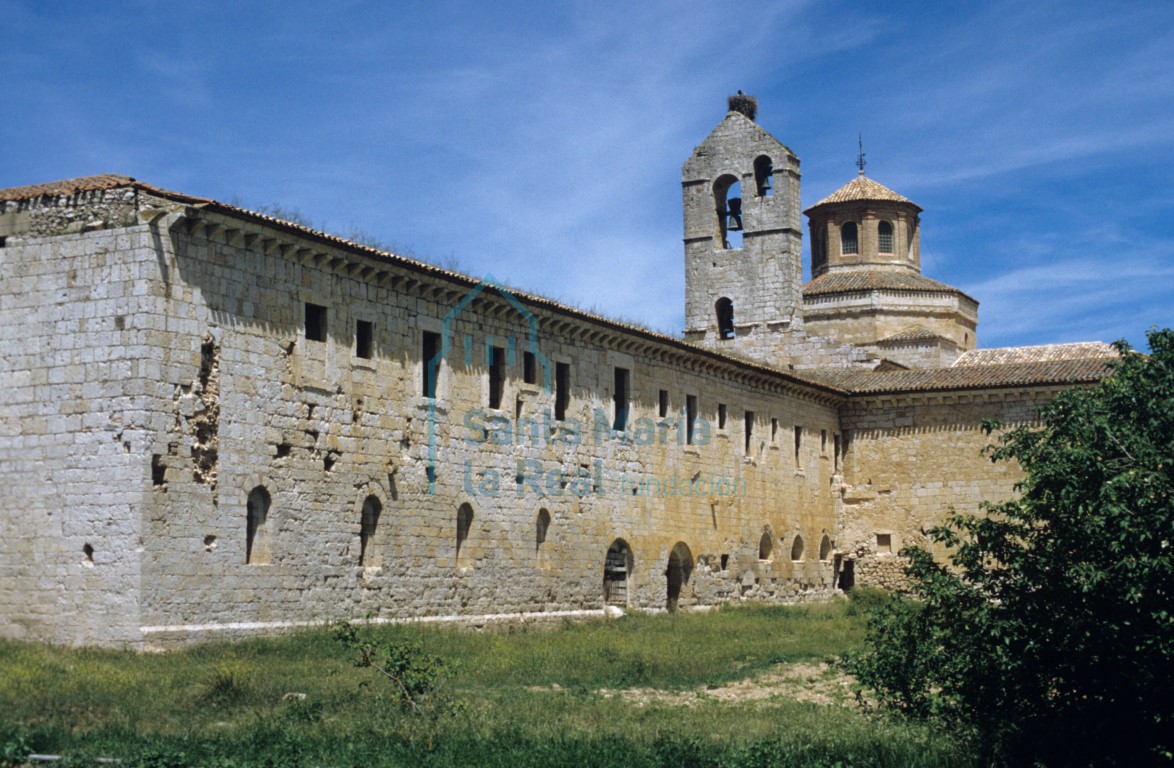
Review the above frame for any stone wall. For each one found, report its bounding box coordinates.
[0,209,170,645]
[0,192,853,648]
[682,111,804,363]
[0,180,1092,648]
[837,389,1054,588]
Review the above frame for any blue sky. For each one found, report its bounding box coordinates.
[2,0,1172,350]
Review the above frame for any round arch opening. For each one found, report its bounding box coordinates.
[604,539,633,606]
[666,541,694,612]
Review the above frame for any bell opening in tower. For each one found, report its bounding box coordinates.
[714,177,743,250]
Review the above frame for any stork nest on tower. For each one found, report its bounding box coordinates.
[728,92,757,121]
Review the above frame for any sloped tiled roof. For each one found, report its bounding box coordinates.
[0,173,852,398]
[877,326,949,344]
[1,174,1120,400]
[805,175,920,212]
[805,358,1116,395]
[803,269,975,301]
[0,174,137,202]
[953,342,1118,366]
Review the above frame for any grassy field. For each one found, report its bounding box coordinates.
[0,599,971,767]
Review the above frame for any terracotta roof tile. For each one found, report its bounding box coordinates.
[805,358,1115,395]
[877,326,947,344]
[0,174,137,202]
[0,174,852,398]
[805,175,920,212]
[803,269,974,301]
[953,342,1118,366]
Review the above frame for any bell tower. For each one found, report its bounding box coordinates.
[682,94,803,362]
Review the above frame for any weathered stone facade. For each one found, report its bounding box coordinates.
[0,101,1116,648]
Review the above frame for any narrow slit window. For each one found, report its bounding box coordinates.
[686,395,698,445]
[359,495,382,567]
[717,403,727,430]
[744,410,754,454]
[523,351,537,384]
[355,320,373,359]
[456,503,474,567]
[246,486,271,565]
[794,426,803,468]
[555,362,570,421]
[658,389,669,418]
[488,345,505,409]
[613,367,630,431]
[422,331,441,398]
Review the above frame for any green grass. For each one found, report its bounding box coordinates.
[0,601,972,767]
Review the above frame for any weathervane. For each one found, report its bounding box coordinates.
[856,133,867,176]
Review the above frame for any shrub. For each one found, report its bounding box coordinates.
[845,329,1174,766]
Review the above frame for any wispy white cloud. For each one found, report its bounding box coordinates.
[1,0,1171,350]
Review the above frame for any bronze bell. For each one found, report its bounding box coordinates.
[726,197,743,231]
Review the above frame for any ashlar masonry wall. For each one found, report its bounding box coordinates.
[88,200,847,648]
[837,389,1053,590]
[0,189,174,646]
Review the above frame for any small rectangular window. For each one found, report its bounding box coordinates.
[744,410,754,454]
[613,367,630,431]
[771,417,778,443]
[658,389,669,418]
[488,345,505,410]
[304,302,327,342]
[794,426,803,468]
[834,434,842,471]
[821,429,828,456]
[422,331,441,398]
[523,351,537,384]
[686,394,698,445]
[717,403,727,430]
[355,320,374,359]
[555,362,570,421]
[876,533,892,555]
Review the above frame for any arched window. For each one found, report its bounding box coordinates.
[791,534,805,562]
[840,222,858,255]
[715,298,734,340]
[456,503,474,568]
[758,530,773,561]
[878,221,894,253]
[754,155,773,197]
[536,508,550,551]
[819,533,832,561]
[814,225,828,271]
[246,486,270,565]
[666,541,694,611]
[359,495,382,567]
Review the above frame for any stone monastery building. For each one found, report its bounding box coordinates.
[0,96,1118,648]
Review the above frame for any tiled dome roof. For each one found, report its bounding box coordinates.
[805,175,920,212]
[803,269,973,300]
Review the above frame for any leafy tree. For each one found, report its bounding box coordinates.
[845,329,1174,766]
